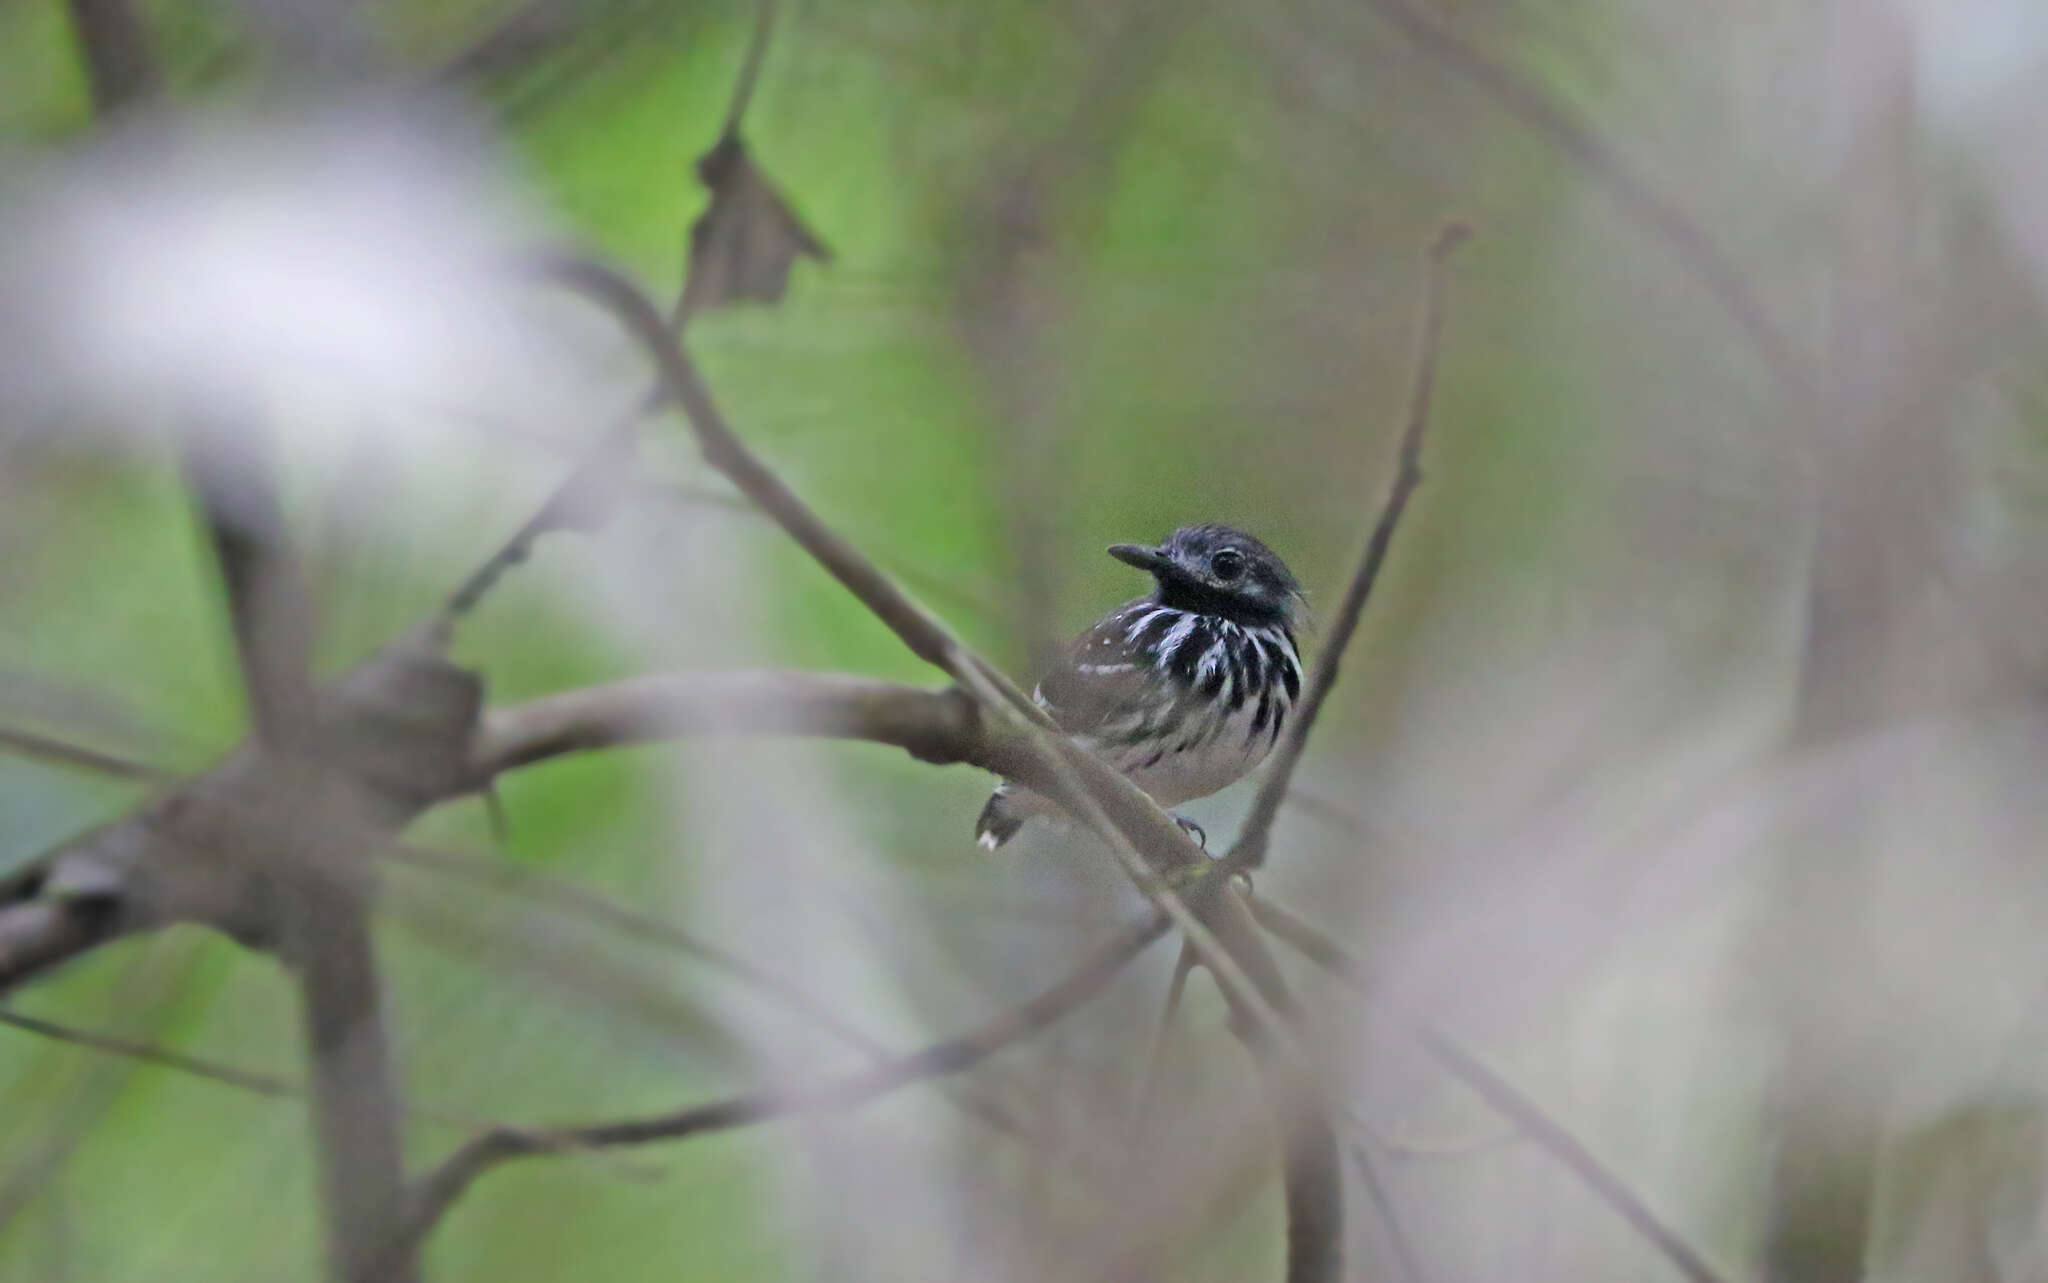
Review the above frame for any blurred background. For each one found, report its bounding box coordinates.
[5,0,2048,1279]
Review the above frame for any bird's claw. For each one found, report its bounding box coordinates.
[1173,815,1207,849]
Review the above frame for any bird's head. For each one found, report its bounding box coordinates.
[1108,524,1302,626]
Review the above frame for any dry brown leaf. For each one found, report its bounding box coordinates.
[674,134,830,322]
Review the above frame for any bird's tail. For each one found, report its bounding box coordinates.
[974,784,1027,850]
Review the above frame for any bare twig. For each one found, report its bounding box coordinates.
[0,728,169,782]
[539,254,1018,694]
[0,949,191,1238]
[386,843,1025,1138]
[436,402,647,628]
[1247,893,1736,1283]
[394,913,1171,1261]
[469,671,1026,783]
[1348,1105,1523,1162]
[0,1001,674,1193]
[1228,222,1468,875]
[717,0,780,142]
[1130,941,1198,1147]
[0,1007,296,1099]
[1349,1142,1429,1283]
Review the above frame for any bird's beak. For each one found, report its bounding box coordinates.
[1107,543,1173,575]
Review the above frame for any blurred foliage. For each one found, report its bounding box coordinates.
[0,0,1710,1277]
[13,0,2048,1279]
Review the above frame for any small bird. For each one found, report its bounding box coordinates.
[975,523,1306,850]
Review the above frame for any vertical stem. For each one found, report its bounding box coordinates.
[287,880,417,1283]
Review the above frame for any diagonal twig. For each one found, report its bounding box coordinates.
[536,253,1013,691]
[386,842,1025,1138]
[1246,892,1736,1283]
[1227,222,1469,875]
[393,912,1171,1261]
[1130,941,1198,1148]
[717,0,780,144]
[0,1006,296,1099]
[437,0,791,633]
[0,1005,671,1190]
[1349,1142,1430,1283]
[0,727,170,782]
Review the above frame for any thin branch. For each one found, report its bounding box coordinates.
[0,727,170,782]
[436,402,647,628]
[717,0,780,142]
[539,254,1013,691]
[0,1003,670,1192]
[1247,893,1736,1283]
[438,1,785,630]
[1349,1142,1429,1283]
[387,843,1025,1138]
[0,1007,295,1098]
[1228,222,1468,875]
[1130,941,1198,1147]
[469,671,1026,784]
[394,912,1171,1261]
[1348,1105,1524,1162]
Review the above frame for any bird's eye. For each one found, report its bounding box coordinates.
[1211,549,1245,581]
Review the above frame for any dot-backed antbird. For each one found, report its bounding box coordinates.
[976,524,1305,849]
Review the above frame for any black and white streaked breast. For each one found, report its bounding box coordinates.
[1036,599,1304,809]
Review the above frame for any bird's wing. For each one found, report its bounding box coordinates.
[1034,602,1171,741]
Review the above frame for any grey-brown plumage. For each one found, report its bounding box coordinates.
[976,524,1304,849]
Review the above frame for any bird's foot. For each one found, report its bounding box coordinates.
[1172,814,1207,849]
